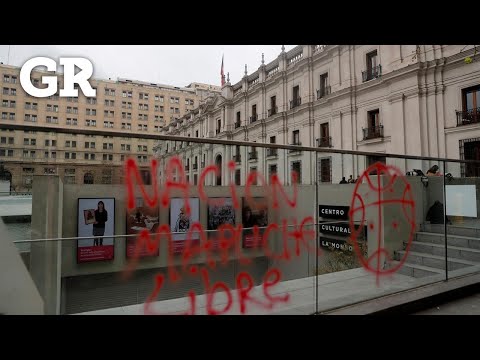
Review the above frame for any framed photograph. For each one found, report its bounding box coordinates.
[77,198,115,263]
[207,197,236,250]
[242,197,268,248]
[126,197,160,258]
[83,209,96,225]
[169,197,200,254]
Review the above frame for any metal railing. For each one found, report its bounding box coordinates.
[457,108,480,126]
[317,86,331,99]
[250,115,258,123]
[233,154,241,163]
[266,148,278,157]
[248,151,258,160]
[362,125,384,140]
[290,97,302,109]
[268,107,278,117]
[362,65,382,82]
[289,142,302,153]
[0,191,32,196]
[234,121,241,129]
[6,122,480,164]
[317,136,332,148]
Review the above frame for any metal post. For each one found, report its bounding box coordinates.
[442,160,448,281]
[315,151,319,314]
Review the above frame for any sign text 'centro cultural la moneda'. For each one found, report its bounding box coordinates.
[318,204,366,253]
[319,237,354,252]
[318,205,350,220]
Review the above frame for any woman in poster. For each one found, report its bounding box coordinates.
[93,201,108,246]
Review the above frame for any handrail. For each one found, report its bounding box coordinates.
[11,220,363,244]
[2,123,480,164]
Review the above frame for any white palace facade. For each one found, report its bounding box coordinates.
[154,45,480,186]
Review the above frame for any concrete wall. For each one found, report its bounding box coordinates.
[0,218,43,314]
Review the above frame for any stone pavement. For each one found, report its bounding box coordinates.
[76,267,434,315]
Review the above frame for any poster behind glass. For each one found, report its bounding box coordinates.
[170,197,200,254]
[126,197,160,258]
[207,197,236,250]
[242,197,268,248]
[77,198,115,263]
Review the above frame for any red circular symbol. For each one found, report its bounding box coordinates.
[349,162,416,283]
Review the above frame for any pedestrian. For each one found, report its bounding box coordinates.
[426,165,439,176]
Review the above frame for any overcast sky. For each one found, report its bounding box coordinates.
[0,45,297,87]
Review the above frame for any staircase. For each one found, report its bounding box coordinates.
[393,224,480,278]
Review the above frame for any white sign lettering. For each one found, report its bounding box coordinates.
[20,57,96,98]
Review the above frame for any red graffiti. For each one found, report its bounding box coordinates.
[143,268,288,315]
[125,158,159,209]
[349,162,416,285]
[122,223,180,283]
[161,157,191,215]
[123,157,319,315]
[271,172,298,209]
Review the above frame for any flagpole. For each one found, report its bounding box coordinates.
[221,54,225,87]
[7,45,11,65]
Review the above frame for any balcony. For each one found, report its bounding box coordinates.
[201,161,205,168]
[216,129,221,135]
[193,163,198,170]
[233,154,241,163]
[290,97,302,109]
[317,86,331,100]
[317,136,332,148]
[266,148,278,157]
[362,125,384,140]
[289,142,302,153]
[248,151,258,160]
[268,107,278,117]
[185,165,190,171]
[250,115,258,124]
[234,121,241,129]
[456,108,480,126]
[362,65,382,82]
